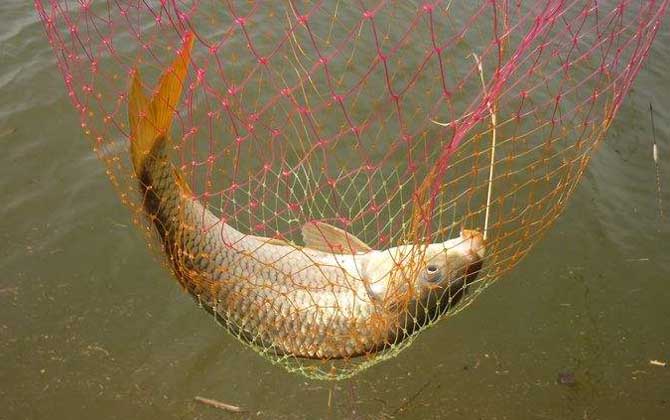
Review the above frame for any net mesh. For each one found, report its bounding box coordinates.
[36,0,668,380]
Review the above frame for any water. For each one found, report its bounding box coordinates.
[1,1,669,419]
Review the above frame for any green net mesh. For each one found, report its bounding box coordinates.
[36,0,668,379]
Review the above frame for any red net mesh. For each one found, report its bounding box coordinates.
[36,0,668,379]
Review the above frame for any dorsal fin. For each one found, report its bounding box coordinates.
[301,221,372,254]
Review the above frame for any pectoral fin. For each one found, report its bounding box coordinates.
[301,221,372,254]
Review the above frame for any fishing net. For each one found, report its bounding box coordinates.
[37,0,667,380]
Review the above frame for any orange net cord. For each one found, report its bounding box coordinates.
[36,0,668,379]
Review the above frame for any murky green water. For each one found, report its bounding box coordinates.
[1,1,669,419]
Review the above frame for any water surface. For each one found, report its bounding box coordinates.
[1,1,669,419]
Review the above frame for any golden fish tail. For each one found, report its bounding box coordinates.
[128,33,194,176]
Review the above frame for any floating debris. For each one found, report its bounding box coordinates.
[557,371,577,386]
[194,396,245,413]
[650,103,664,220]
[0,127,16,138]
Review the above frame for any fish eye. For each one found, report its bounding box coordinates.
[426,264,439,274]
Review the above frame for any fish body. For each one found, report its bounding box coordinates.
[128,34,485,359]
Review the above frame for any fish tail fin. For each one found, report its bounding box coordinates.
[128,33,195,175]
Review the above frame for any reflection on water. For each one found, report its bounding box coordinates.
[1,1,669,418]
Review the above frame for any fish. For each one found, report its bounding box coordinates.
[127,33,486,359]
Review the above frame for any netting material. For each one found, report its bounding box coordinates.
[36,1,667,379]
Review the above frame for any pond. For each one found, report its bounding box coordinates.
[1,1,669,418]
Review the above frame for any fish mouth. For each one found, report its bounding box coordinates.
[458,229,486,261]
[459,229,485,284]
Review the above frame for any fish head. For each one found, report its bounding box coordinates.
[362,229,485,314]
[417,229,485,290]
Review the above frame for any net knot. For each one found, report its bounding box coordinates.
[422,3,434,13]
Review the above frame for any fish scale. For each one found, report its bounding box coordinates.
[127,36,484,359]
[142,162,383,357]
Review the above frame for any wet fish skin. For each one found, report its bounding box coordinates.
[139,150,387,358]
[128,34,485,359]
